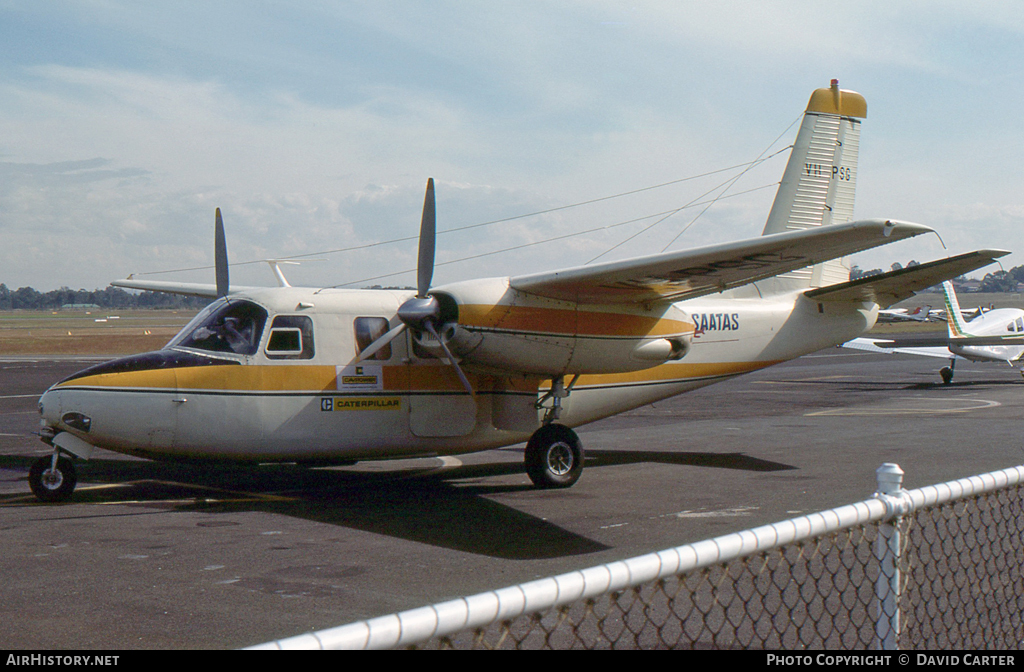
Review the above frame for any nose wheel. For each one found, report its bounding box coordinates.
[524,423,584,489]
[29,454,77,503]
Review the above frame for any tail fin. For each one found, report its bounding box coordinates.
[762,80,867,288]
[942,281,971,338]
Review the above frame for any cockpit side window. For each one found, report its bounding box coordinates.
[354,317,392,361]
[173,300,268,356]
[265,315,315,360]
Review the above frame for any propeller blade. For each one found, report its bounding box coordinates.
[416,178,435,298]
[423,320,475,397]
[214,208,229,299]
[354,323,407,363]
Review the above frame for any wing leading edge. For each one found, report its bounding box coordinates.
[109,278,263,298]
[509,219,932,304]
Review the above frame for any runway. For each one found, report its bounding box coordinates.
[2,348,1023,649]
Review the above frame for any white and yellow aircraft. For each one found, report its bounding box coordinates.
[29,81,1007,502]
[844,281,1024,384]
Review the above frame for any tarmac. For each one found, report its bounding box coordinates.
[2,347,1023,649]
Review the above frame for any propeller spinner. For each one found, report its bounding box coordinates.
[356,179,474,396]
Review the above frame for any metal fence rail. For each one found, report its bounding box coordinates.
[251,463,1024,650]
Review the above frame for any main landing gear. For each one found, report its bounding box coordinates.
[29,452,77,503]
[525,375,584,489]
[939,359,956,386]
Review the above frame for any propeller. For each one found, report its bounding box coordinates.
[355,179,474,396]
[215,208,229,299]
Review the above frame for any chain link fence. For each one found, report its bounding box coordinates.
[251,463,1024,650]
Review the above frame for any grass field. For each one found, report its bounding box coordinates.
[0,309,197,356]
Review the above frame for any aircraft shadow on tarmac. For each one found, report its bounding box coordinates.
[0,448,793,560]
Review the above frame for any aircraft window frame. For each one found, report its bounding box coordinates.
[354,316,392,361]
[170,299,268,356]
[267,328,302,353]
[264,315,315,360]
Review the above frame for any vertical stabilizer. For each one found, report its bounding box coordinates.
[762,80,867,288]
[942,281,971,338]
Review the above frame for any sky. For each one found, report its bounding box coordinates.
[2,1,1023,292]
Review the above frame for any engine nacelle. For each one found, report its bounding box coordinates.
[425,279,693,376]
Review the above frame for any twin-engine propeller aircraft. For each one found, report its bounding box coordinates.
[843,281,1024,384]
[29,81,1007,502]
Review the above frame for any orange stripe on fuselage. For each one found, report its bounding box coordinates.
[457,304,692,338]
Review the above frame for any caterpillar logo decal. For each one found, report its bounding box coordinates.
[321,397,401,411]
[336,364,382,391]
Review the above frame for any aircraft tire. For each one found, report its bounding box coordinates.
[29,455,77,503]
[939,366,953,385]
[525,423,583,489]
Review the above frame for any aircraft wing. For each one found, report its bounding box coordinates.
[842,337,955,359]
[509,219,932,304]
[845,334,1024,352]
[805,250,1009,308]
[109,278,260,298]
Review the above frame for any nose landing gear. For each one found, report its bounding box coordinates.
[28,453,77,503]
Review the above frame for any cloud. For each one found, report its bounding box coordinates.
[1,3,1023,291]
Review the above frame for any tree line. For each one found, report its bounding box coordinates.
[0,284,210,311]
[5,262,1024,311]
[851,262,1024,293]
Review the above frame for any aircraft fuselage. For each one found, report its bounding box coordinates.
[38,283,876,464]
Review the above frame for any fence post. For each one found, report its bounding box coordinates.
[873,462,906,650]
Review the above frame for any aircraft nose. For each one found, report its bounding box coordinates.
[37,387,63,442]
[39,388,58,424]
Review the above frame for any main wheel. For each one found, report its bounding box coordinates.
[939,366,953,385]
[29,455,77,503]
[525,424,584,489]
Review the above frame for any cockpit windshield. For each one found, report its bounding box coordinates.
[169,299,268,356]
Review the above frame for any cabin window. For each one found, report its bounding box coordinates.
[1017,318,1023,332]
[354,317,392,360]
[265,315,315,360]
[173,299,268,356]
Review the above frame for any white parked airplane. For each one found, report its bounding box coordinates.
[29,81,1007,502]
[877,305,933,322]
[843,281,1024,384]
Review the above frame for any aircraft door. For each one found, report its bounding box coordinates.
[405,330,476,438]
[146,368,180,450]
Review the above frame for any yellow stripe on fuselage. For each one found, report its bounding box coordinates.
[56,359,776,395]
[57,365,340,393]
[574,359,781,388]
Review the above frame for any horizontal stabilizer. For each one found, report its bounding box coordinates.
[509,219,932,304]
[805,250,1009,308]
